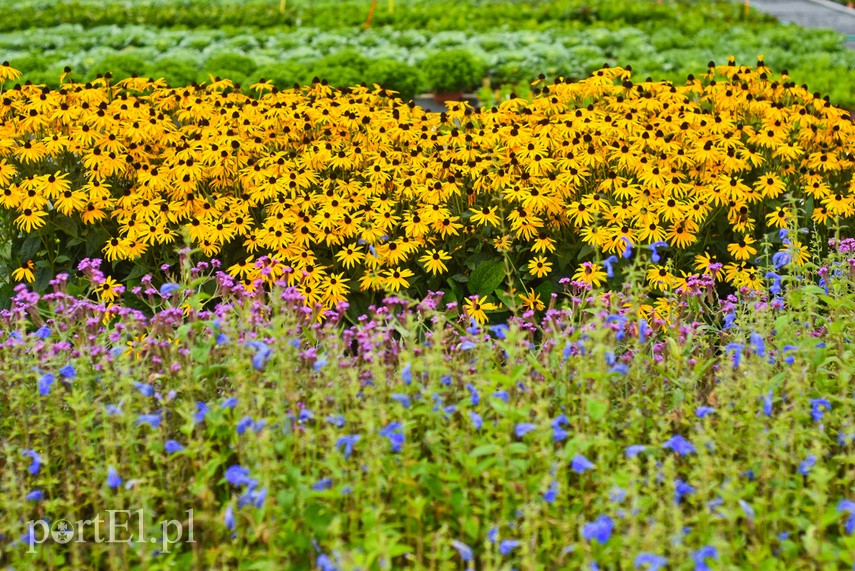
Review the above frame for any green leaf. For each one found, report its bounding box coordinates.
[53,216,78,238]
[19,234,41,261]
[468,260,506,296]
[586,398,607,421]
[469,444,499,457]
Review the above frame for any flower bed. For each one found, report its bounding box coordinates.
[2,244,855,567]
[0,61,852,315]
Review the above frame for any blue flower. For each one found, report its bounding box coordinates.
[488,526,498,544]
[724,343,744,368]
[22,449,42,475]
[316,554,339,571]
[798,455,816,476]
[674,479,695,505]
[515,423,537,438]
[490,324,509,340]
[221,397,238,410]
[247,341,271,371]
[810,398,831,423]
[838,499,855,535]
[571,454,595,473]
[762,391,774,417]
[466,384,480,406]
[766,271,782,295]
[159,283,180,296]
[401,362,412,385]
[336,435,361,459]
[106,403,123,416]
[582,515,614,544]
[216,332,229,345]
[772,250,792,269]
[695,406,715,418]
[782,345,797,365]
[609,363,629,375]
[693,545,718,571]
[469,411,483,430]
[313,355,328,371]
[299,409,313,423]
[648,241,669,263]
[225,465,254,487]
[499,539,520,556]
[634,553,667,571]
[749,332,766,357]
[58,364,76,379]
[312,478,333,491]
[325,415,345,428]
[236,416,254,435]
[609,487,627,503]
[164,440,185,454]
[380,422,405,453]
[603,255,619,278]
[621,237,633,259]
[626,445,646,458]
[34,326,51,339]
[492,390,509,403]
[663,435,696,456]
[543,481,559,504]
[134,382,154,397]
[391,394,411,408]
[194,401,209,424]
[451,540,473,562]
[26,489,44,502]
[224,505,235,531]
[238,487,267,509]
[136,412,162,429]
[107,466,122,489]
[38,372,55,396]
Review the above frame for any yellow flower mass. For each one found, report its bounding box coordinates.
[0,60,853,311]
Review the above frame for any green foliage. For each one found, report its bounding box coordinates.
[363,58,425,100]
[2,250,855,566]
[421,48,486,93]
[253,61,312,90]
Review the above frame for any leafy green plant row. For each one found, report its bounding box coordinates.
[0,0,775,33]
[8,23,855,104]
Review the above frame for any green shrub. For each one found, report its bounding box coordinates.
[363,58,425,100]
[252,61,312,89]
[314,49,371,87]
[146,56,199,86]
[206,51,258,74]
[87,53,148,80]
[420,48,485,93]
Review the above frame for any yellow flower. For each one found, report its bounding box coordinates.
[518,290,544,311]
[727,236,757,261]
[382,267,414,292]
[527,256,552,278]
[0,61,22,82]
[96,276,124,303]
[572,262,606,287]
[11,260,35,283]
[418,249,451,275]
[463,296,498,325]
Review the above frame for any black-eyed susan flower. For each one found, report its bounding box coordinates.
[527,256,552,278]
[418,249,451,276]
[463,295,498,325]
[11,260,35,283]
[572,262,606,287]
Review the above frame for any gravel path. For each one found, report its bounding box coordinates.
[747,0,855,48]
